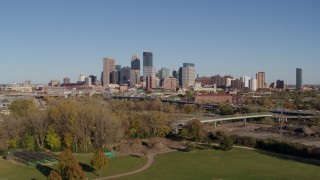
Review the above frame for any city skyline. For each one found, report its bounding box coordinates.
[0,0,319,84]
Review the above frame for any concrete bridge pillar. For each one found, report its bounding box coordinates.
[244,118,247,126]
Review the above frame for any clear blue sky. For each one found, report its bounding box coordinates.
[0,0,319,84]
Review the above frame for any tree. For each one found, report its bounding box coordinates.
[25,135,35,150]
[46,128,61,151]
[90,149,108,177]
[218,104,234,115]
[9,99,36,117]
[219,136,233,151]
[63,133,73,149]
[67,162,86,180]
[47,170,62,180]
[27,109,49,149]
[58,149,86,179]
[186,119,205,142]
[180,128,188,141]
[184,104,195,114]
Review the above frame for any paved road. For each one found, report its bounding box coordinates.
[93,149,176,180]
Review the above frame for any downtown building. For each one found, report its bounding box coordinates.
[103,57,115,85]
[181,63,196,88]
[256,72,266,89]
[146,75,157,90]
[162,77,177,91]
[143,52,156,81]
[296,67,303,90]
[159,67,171,80]
[130,54,141,86]
[249,78,257,91]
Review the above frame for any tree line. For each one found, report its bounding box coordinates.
[0,98,191,153]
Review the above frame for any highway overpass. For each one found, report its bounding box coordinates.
[174,112,274,130]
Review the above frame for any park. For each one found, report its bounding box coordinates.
[1,146,320,180]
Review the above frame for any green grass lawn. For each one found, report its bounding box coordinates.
[0,154,146,180]
[0,157,46,180]
[75,153,146,179]
[116,148,320,180]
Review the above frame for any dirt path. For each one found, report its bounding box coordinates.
[93,149,176,180]
[94,144,320,180]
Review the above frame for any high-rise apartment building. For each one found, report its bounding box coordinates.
[182,63,196,88]
[296,67,303,90]
[103,57,115,85]
[146,75,157,90]
[231,79,244,90]
[256,72,265,89]
[143,52,156,80]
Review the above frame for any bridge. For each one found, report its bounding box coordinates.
[111,96,219,109]
[173,112,274,131]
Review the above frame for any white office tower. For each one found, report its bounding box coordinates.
[249,78,257,91]
[241,76,251,88]
[182,63,196,88]
[226,78,232,87]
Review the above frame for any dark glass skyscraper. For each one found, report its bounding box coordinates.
[131,55,140,70]
[130,54,141,85]
[143,52,153,67]
[172,70,178,79]
[143,52,155,80]
[296,67,303,90]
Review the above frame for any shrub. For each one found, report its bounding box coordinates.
[219,137,233,151]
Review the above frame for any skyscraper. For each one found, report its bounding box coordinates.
[121,66,131,84]
[178,67,183,87]
[103,57,115,85]
[249,78,257,91]
[296,67,303,90]
[172,69,178,79]
[131,54,140,70]
[110,70,119,84]
[159,67,170,80]
[146,75,156,90]
[241,76,251,88]
[89,75,97,85]
[182,63,196,88]
[256,72,265,89]
[130,54,141,85]
[143,52,156,80]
